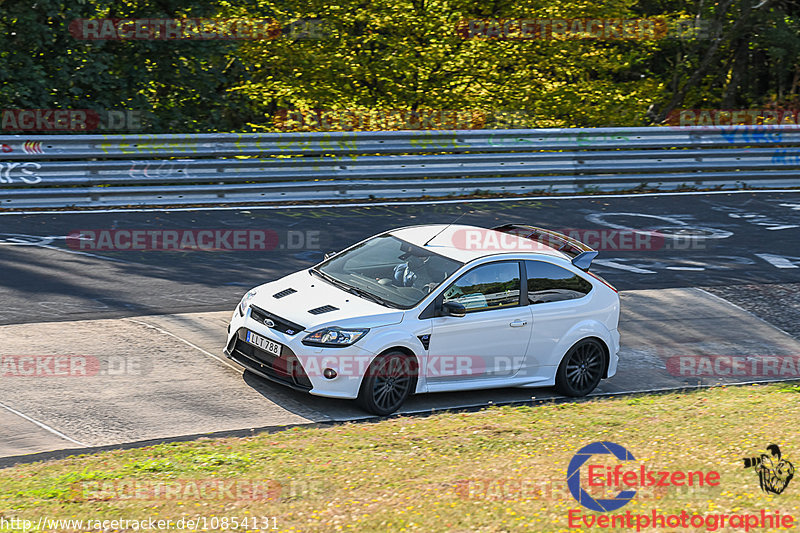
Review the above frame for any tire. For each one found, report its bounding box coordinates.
[555,339,607,397]
[357,351,416,416]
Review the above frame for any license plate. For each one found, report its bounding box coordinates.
[245,330,282,358]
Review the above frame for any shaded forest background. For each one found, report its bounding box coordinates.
[1,0,799,132]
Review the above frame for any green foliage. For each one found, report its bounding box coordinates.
[15,468,115,500]
[122,449,256,473]
[1,0,798,132]
[777,382,800,393]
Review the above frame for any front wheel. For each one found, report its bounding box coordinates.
[357,352,416,416]
[555,339,606,397]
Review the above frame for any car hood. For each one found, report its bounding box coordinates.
[248,270,406,332]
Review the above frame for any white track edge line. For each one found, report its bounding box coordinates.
[125,318,242,373]
[694,287,799,341]
[1,188,798,216]
[0,400,88,447]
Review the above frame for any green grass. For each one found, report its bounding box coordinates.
[1,383,799,532]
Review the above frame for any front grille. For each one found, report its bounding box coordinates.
[229,329,312,391]
[308,305,338,315]
[249,305,304,335]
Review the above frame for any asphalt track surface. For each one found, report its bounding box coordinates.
[0,190,799,326]
[1,191,799,463]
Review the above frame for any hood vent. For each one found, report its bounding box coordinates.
[273,288,297,299]
[308,305,339,315]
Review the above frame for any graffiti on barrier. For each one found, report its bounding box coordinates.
[0,162,43,184]
[127,160,193,179]
[771,149,800,165]
[719,126,785,144]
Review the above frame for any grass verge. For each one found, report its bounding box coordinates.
[2,383,800,532]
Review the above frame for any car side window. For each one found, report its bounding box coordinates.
[442,262,521,312]
[525,260,593,304]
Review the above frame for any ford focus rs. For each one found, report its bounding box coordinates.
[225,224,620,415]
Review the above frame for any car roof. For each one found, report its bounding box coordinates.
[388,224,572,263]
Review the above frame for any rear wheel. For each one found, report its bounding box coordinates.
[555,339,606,397]
[357,351,416,416]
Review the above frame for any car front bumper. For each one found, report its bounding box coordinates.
[225,310,376,400]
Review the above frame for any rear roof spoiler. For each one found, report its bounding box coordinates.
[492,224,599,271]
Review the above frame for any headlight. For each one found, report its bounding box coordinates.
[238,289,258,316]
[302,327,369,347]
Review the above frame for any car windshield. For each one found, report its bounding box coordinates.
[314,234,464,309]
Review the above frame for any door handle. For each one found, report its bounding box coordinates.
[509,319,528,327]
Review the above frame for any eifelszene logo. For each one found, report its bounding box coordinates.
[566,441,796,530]
[567,441,720,512]
[743,444,795,495]
[568,441,637,511]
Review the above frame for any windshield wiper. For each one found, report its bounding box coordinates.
[345,286,400,309]
[310,269,399,309]
[309,268,350,290]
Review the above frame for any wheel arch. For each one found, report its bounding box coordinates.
[553,319,615,378]
[377,346,420,394]
[356,347,421,415]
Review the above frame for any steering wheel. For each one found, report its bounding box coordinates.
[422,282,438,294]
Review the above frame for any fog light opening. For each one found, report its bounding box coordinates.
[323,368,337,379]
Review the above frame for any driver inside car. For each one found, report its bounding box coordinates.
[393,254,440,293]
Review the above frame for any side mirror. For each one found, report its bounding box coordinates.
[442,301,466,318]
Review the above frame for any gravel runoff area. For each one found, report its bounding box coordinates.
[702,283,800,341]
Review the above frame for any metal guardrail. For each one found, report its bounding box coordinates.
[1,126,799,208]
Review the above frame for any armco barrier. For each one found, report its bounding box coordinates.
[1,126,799,208]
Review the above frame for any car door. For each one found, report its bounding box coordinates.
[521,260,595,378]
[426,261,533,389]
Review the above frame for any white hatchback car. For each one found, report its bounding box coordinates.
[225,224,620,415]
